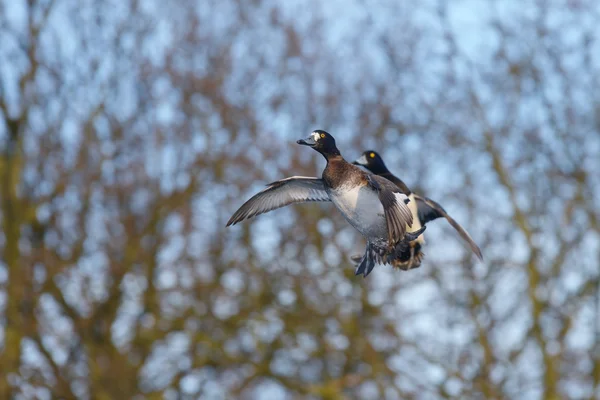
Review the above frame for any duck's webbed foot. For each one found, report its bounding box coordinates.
[388,226,426,256]
[394,244,425,270]
[354,244,376,278]
[350,254,363,263]
[384,226,427,271]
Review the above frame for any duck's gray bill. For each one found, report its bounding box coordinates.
[297,137,317,146]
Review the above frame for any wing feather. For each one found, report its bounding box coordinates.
[227,176,330,226]
[366,175,414,245]
[414,194,483,260]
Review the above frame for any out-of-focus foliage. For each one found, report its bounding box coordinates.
[0,0,599,399]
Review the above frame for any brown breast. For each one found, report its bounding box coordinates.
[323,157,365,189]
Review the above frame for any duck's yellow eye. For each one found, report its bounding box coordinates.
[369,152,375,158]
[320,133,325,138]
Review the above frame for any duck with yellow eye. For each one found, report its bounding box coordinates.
[227,130,425,278]
[353,150,483,270]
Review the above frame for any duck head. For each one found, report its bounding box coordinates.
[297,130,341,159]
[353,150,389,174]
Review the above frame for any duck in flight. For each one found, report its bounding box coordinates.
[353,150,483,269]
[227,130,425,277]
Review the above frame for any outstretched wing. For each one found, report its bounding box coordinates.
[366,174,414,245]
[227,176,330,226]
[414,194,483,260]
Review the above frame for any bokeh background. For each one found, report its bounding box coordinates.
[1,0,599,399]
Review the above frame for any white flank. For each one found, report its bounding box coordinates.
[330,186,386,238]
[407,193,425,243]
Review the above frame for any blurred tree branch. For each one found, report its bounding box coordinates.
[0,0,599,399]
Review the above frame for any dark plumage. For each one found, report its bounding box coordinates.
[227,130,423,277]
[353,150,483,268]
